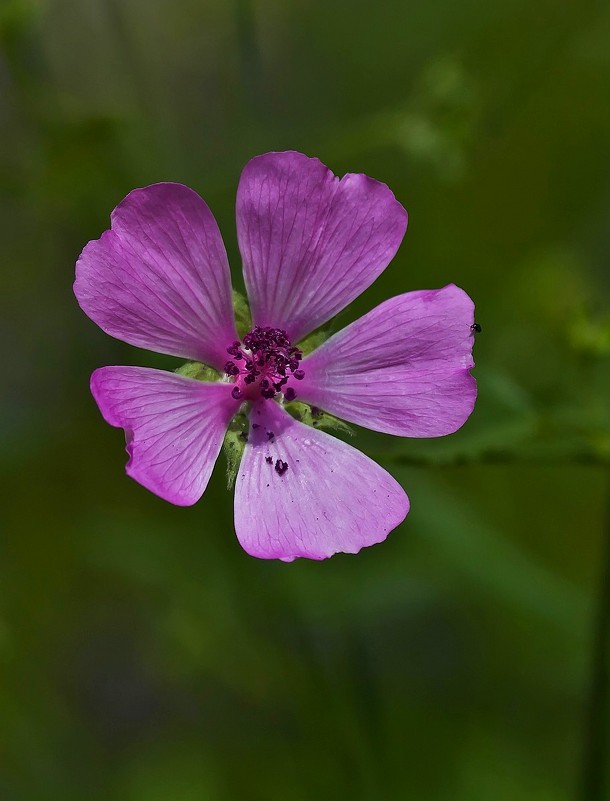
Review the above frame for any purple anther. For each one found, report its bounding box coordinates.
[274,459,288,476]
[226,326,304,402]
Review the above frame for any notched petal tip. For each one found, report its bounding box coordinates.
[240,149,330,175]
[237,150,408,344]
[75,182,238,368]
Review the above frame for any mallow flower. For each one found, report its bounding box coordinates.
[74,151,477,561]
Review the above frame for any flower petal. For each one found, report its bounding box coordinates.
[91,366,236,505]
[75,183,238,369]
[296,284,477,437]
[236,151,408,343]
[234,401,409,561]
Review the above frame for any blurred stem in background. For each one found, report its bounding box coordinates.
[387,448,609,801]
[580,476,610,801]
[235,0,263,115]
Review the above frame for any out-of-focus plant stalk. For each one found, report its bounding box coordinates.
[381,453,610,467]
[235,0,263,114]
[580,476,610,801]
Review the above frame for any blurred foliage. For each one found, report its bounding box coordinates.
[1,0,609,799]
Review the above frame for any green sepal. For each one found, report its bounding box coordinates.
[222,413,249,490]
[174,361,221,381]
[284,401,354,436]
[297,328,330,356]
[232,290,252,339]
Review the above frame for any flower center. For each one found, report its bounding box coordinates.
[224,326,304,402]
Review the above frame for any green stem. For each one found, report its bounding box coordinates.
[378,452,610,468]
[235,0,263,113]
[580,475,610,801]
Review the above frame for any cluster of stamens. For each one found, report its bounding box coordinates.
[224,326,304,402]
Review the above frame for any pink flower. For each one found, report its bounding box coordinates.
[74,151,477,561]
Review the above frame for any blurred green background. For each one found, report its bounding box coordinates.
[1,0,609,799]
